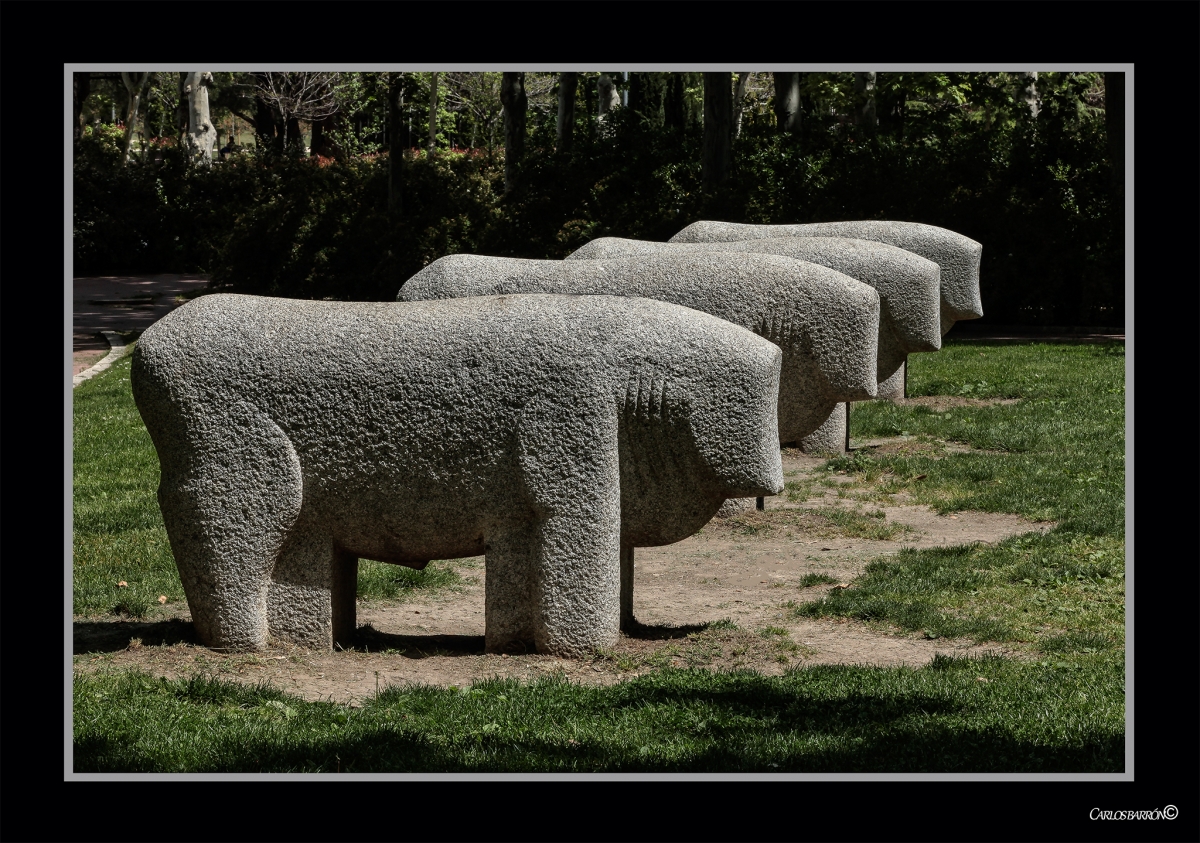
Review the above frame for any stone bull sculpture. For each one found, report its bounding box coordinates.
[567,237,942,453]
[668,220,984,336]
[132,293,784,655]
[398,252,881,446]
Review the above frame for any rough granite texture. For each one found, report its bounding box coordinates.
[132,293,784,656]
[568,236,940,395]
[797,401,849,454]
[668,220,984,335]
[398,252,881,444]
[568,236,941,454]
[876,362,906,401]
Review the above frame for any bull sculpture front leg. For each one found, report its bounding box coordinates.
[484,390,623,657]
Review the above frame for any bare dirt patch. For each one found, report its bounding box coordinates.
[848,434,981,458]
[892,396,1022,411]
[73,349,110,377]
[73,442,1052,704]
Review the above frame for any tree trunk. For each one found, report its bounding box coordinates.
[310,115,338,157]
[74,72,92,146]
[428,71,440,155]
[732,72,751,138]
[556,72,577,153]
[500,72,527,195]
[702,72,733,194]
[1020,72,1041,118]
[185,72,218,166]
[286,117,301,151]
[120,72,150,166]
[664,72,686,132]
[854,72,878,134]
[773,72,801,135]
[597,74,620,135]
[254,92,280,152]
[389,73,405,214]
[597,74,619,117]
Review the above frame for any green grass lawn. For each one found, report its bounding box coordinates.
[75,654,1121,773]
[792,340,1125,652]
[73,359,184,619]
[71,337,1125,773]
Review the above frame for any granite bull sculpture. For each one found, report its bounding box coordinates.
[668,219,984,336]
[132,293,784,655]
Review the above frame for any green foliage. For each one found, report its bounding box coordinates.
[211,150,502,300]
[140,72,183,141]
[481,105,707,257]
[327,72,389,157]
[722,81,1117,324]
[73,136,264,275]
[75,71,1121,323]
[77,123,128,162]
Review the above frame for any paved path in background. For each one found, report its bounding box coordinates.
[72,274,210,375]
[73,274,211,349]
[71,274,1124,376]
[947,325,1124,341]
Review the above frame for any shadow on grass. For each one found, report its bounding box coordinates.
[353,624,486,658]
[74,619,198,654]
[73,619,494,659]
[353,619,725,652]
[74,671,1125,772]
[75,727,1125,773]
[620,619,713,641]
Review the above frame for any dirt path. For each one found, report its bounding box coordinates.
[74,445,1052,704]
[73,348,110,377]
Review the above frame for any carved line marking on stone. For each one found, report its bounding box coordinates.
[759,309,799,348]
[73,331,129,388]
[623,370,672,424]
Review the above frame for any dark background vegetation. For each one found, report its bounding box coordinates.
[73,71,1124,326]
